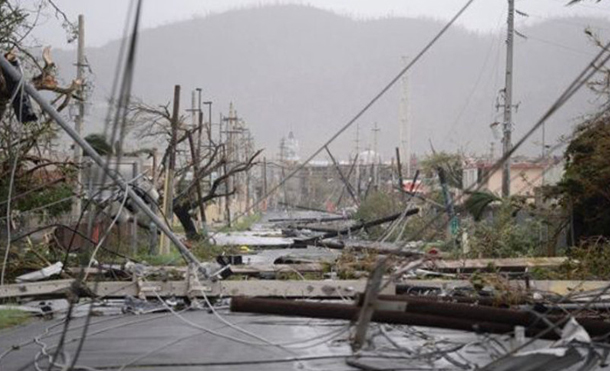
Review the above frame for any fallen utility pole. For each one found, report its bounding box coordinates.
[271,216,346,223]
[368,295,610,338]
[230,297,605,341]
[278,202,342,216]
[318,239,421,257]
[0,55,207,277]
[307,208,419,241]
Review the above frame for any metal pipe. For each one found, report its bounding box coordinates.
[0,55,207,276]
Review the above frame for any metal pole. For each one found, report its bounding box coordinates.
[160,85,180,255]
[152,147,158,186]
[0,56,207,275]
[71,14,85,221]
[262,157,268,211]
[196,88,202,157]
[502,0,515,198]
[187,130,207,236]
[131,160,139,255]
[223,144,231,228]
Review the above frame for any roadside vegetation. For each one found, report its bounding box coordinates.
[0,309,30,330]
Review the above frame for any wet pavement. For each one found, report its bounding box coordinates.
[0,305,574,371]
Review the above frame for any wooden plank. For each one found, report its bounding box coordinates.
[209,280,395,298]
[230,263,324,275]
[428,257,568,272]
[2,278,607,299]
[69,263,324,276]
[0,279,74,298]
[0,279,394,299]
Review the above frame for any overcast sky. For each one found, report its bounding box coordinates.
[30,0,610,49]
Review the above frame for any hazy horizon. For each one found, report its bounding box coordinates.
[32,0,610,49]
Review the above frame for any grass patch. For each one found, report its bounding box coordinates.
[134,249,185,266]
[0,309,30,330]
[219,213,261,232]
[191,241,242,262]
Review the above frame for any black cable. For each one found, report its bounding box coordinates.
[68,3,144,369]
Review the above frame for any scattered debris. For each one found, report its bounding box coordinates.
[15,261,63,283]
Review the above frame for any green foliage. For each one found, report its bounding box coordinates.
[354,191,403,221]
[16,183,72,218]
[464,191,501,221]
[0,309,30,330]
[84,133,113,156]
[354,191,404,239]
[0,2,27,47]
[419,151,464,189]
[396,209,448,244]
[551,113,610,241]
[191,240,241,262]
[556,238,610,280]
[228,213,262,232]
[0,180,72,219]
[218,213,262,233]
[466,201,544,258]
[134,249,185,266]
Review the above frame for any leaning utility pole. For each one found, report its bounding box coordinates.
[501,0,515,198]
[159,85,180,255]
[71,14,85,220]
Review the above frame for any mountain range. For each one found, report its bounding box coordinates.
[50,5,610,161]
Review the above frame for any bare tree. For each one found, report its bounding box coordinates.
[128,99,262,240]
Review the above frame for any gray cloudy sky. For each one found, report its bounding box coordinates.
[32,0,610,48]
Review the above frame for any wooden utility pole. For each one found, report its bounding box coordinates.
[262,157,268,211]
[222,144,231,227]
[395,147,404,191]
[189,89,203,231]
[187,130,207,236]
[159,85,180,255]
[71,14,85,221]
[245,130,252,214]
[502,0,515,198]
[222,106,242,224]
[152,147,158,186]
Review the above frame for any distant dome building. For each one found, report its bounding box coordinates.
[280,131,300,163]
[358,150,381,165]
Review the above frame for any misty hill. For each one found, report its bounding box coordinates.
[51,5,610,160]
